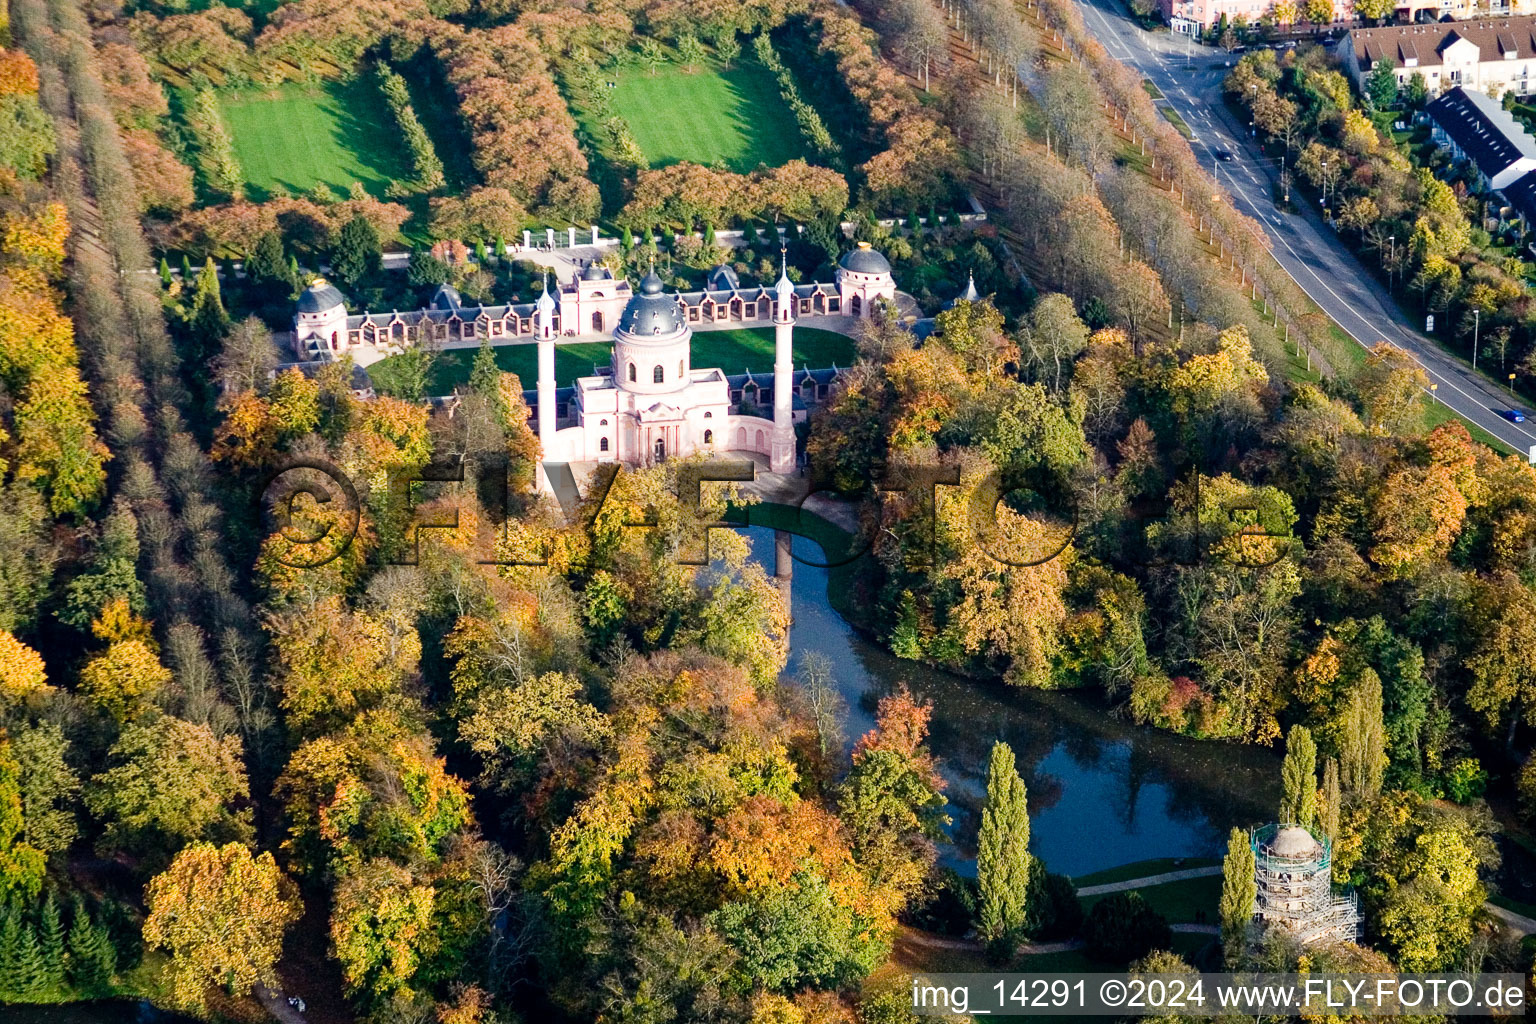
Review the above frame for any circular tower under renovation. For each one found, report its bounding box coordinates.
[1251,823,1361,946]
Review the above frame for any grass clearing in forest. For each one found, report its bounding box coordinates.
[599,57,810,172]
[218,78,413,201]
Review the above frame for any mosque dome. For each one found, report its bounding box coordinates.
[1270,826,1321,859]
[581,262,613,281]
[839,241,891,275]
[430,283,462,310]
[618,270,684,337]
[298,278,346,314]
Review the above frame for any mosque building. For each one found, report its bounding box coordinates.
[292,243,904,489]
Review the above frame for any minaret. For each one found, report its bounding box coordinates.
[536,272,557,493]
[771,250,796,475]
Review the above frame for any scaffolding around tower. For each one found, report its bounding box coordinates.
[1251,823,1361,946]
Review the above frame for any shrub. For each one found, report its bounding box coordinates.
[1082,892,1171,965]
[376,63,445,191]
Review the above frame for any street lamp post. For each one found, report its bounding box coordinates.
[1388,234,1395,290]
[1473,308,1480,370]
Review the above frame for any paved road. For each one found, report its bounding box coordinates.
[1075,0,1536,455]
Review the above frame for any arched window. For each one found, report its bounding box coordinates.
[704,429,713,444]
[755,429,765,450]
[599,418,608,426]
[653,365,664,383]
[703,410,712,418]
[736,427,747,446]
[599,437,609,452]
[678,359,684,378]
[628,363,636,382]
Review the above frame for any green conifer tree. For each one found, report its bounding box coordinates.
[66,902,113,993]
[15,921,45,999]
[0,907,20,999]
[975,741,1030,954]
[158,257,172,288]
[620,225,633,250]
[330,214,382,288]
[179,254,192,283]
[1278,724,1317,828]
[188,258,230,346]
[469,337,509,430]
[1219,827,1256,969]
[474,239,488,265]
[36,896,63,993]
[741,220,757,247]
[245,230,289,297]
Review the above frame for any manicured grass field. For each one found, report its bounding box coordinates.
[690,327,855,373]
[371,327,857,396]
[218,79,413,201]
[604,58,809,173]
[1078,875,1222,925]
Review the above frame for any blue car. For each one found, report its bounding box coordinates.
[1502,408,1526,423]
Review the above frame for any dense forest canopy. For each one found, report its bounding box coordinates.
[0,0,1532,1010]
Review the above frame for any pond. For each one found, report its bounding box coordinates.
[744,526,1283,879]
[0,1002,198,1024]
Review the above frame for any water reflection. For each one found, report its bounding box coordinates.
[0,1001,198,1024]
[746,527,1281,878]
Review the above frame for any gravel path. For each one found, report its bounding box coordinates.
[1074,866,1224,896]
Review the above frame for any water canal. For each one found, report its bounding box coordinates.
[743,525,1283,879]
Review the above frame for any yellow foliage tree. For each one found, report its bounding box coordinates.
[143,842,302,1012]
[79,637,172,722]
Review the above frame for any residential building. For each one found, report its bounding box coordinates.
[1341,18,1536,98]
[1427,85,1536,188]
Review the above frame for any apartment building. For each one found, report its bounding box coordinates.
[1341,18,1536,98]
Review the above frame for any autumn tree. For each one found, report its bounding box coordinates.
[143,842,302,1012]
[85,716,251,860]
[1464,572,1536,745]
[1357,344,1429,436]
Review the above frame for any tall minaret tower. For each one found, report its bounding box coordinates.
[771,250,796,475]
[535,273,557,493]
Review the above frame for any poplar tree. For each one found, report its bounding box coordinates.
[1321,757,1342,843]
[1278,725,1317,828]
[1219,827,1255,969]
[1342,671,1387,798]
[975,741,1030,953]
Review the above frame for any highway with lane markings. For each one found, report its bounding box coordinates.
[1076,0,1536,454]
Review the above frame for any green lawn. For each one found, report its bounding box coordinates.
[602,57,809,172]
[370,327,856,396]
[690,327,856,374]
[218,79,414,201]
[1079,876,1223,926]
